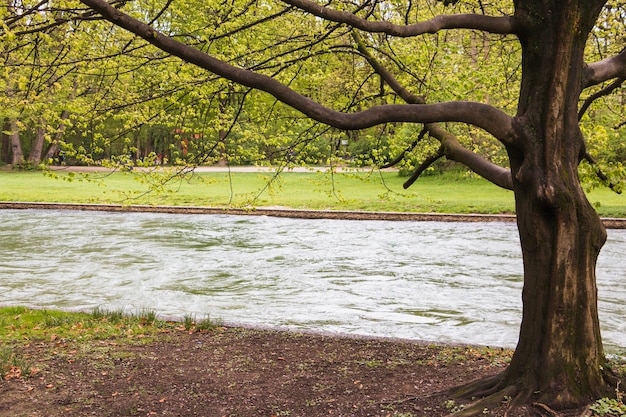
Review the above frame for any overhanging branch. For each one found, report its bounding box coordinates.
[381,126,428,169]
[584,152,622,194]
[281,0,519,36]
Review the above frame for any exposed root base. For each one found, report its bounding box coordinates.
[443,368,620,417]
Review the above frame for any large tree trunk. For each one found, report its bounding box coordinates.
[509,1,610,400]
[509,1,618,408]
[456,2,616,412]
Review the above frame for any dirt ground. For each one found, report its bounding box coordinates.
[0,326,524,417]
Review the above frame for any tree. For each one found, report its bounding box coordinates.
[31,0,626,413]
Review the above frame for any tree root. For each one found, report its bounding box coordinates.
[438,364,625,416]
[448,373,506,399]
[446,384,521,417]
[392,363,623,416]
[532,402,563,417]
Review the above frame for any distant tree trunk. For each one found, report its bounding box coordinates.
[43,80,77,164]
[29,123,46,165]
[8,118,23,166]
[43,110,70,162]
[1,119,10,164]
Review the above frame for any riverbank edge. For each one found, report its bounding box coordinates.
[2,200,626,229]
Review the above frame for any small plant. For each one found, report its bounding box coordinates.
[90,307,126,323]
[444,399,465,413]
[195,314,222,332]
[107,308,126,323]
[359,359,384,368]
[40,310,77,328]
[589,397,626,416]
[41,313,65,328]
[137,309,157,325]
[183,314,195,331]
[181,314,223,332]
[90,306,106,319]
[0,347,35,379]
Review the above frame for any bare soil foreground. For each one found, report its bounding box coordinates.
[0,325,535,417]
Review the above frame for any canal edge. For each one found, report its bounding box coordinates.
[1,201,625,229]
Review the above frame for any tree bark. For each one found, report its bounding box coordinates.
[43,110,72,163]
[29,123,46,165]
[1,119,10,164]
[495,1,612,407]
[8,118,23,166]
[453,5,619,412]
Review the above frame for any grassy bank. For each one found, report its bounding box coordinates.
[1,168,625,216]
[0,306,218,379]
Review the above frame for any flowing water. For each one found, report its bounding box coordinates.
[1,209,624,351]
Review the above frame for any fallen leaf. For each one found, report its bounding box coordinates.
[3,367,21,380]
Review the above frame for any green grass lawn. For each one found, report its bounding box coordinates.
[1,167,625,216]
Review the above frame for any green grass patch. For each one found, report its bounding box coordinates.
[0,168,518,213]
[0,306,172,344]
[1,168,624,216]
[0,306,222,345]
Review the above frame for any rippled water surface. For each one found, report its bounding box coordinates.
[1,209,624,350]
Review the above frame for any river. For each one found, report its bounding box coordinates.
[1,209,624,351]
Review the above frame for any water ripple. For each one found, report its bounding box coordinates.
[0,209,624,351]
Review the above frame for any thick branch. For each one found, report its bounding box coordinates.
[429,123,513,190]
[584,48,626,87]
[281,0,519,36]
[79,0,517,141]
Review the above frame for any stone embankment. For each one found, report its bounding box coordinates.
[2,201,625,229]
